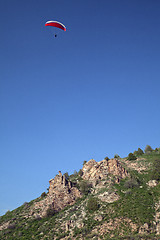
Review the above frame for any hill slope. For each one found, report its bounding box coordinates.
[1,149,160,239]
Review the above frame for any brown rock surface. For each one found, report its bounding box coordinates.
[82,158,128,182]
[31,171,81,217]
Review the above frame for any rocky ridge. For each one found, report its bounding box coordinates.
[30,158,128,218]
[0,158,128,229]
[31,171,81,218]
[82,158,129,182]
[1,152,160,239]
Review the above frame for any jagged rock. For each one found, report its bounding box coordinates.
[94,215,103,221]
[31,171,81,217]
[147,180,158,187]
[139,223,149,234]
[82,158,128,182]
[65,220,71,231]
[0,221,11,231]
[98,191,119,203]
[154,200,160,235]
[122,158,151,173]
[76,221,84,228]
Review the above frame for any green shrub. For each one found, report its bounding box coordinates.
[114,154,120,158]
[46,206,56,217]
[124,178,139,189]
[79,181,92,195]
[104,156,109,161]
[87,197,99,213]
[127,153,137,161]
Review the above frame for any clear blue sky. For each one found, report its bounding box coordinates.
[0,0,160,216]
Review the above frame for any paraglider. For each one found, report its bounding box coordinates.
[45,21,66,37]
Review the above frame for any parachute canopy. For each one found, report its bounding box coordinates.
[45,21,66,31]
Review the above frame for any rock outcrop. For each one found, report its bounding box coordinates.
[31,171,81,217]
[30,158,128,218]
[82,158,128,183]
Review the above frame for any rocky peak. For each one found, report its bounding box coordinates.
[82,158,128,182]
[31,171,81,217]
[49,171,72,194]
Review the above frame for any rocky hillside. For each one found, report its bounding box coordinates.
[1,148,160,239]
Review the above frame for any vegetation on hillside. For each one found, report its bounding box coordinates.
[0,145,160,239]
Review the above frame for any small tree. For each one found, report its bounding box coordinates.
[114,154,120,158]
[134,148,144,156]
[137,148,144,155]
[127,153,137,161]
[83,160,87,166]
[104,156,109,161]
[144,145,153,154]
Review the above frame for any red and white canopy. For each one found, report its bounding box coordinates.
[45,21,66,31]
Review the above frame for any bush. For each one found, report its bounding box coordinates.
[79,181,92,195]
[127,153,137,161]
[114,154,120,158]
[86,197,99,213]
[83,160,87,166]
[104,156,109,161]
[124,179,139,189]
[46,206,56,217]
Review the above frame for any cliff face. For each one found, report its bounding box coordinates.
[82,158,129,182]
[31,171,81,217]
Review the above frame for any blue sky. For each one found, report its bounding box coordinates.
[0,0,160,216]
